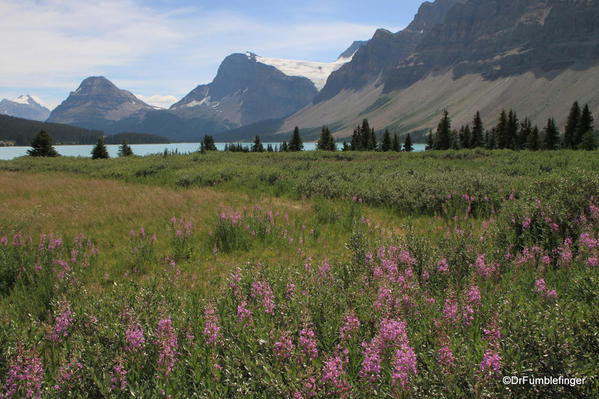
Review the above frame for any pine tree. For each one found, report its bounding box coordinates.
[580,130,597,151]
[459,125,471,149]
[543,118,560,150]
[252,135,264,152]
[91,137,109,159]
[470,112,484,148]
[495,110,508,149]
[433,110,451,150]
[563,101,580,149]
[267,144,274,152]
[404,133,414,152]
[201,135,217,151]
[451,130,460,150]
[575,105,594,148]
[280,141,289,152]
[425,130,434,150]
[506,110,519,149]
[289,127,303,151]
[118,140,133,157]
[392,134,401,152]
[367,128,377,151]
[518,118,532,150]
[381,130,392,151]
[28,130,59,157]
[317,126,335,151]
[527,126,540,151]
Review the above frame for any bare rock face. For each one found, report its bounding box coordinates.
[171,53,318,126]
[47,77,153,131]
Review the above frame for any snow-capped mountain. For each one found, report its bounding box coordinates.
[0,95,50,121]
[251,41,365,90]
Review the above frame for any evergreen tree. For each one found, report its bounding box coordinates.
[342,142,350,151]
[317,126,335,151]
[563,101,580,149]
[580,130,597,151]
[495,110,509,149]
[518,118,532,150]
[404,133,414,152]
[451,129,460,150]
[470,112,484,148]
[28,130,59,157]
[506,110,519,149]
[267,144,274,152]
[526,126,540,151]
[392,133,401,152]
[381,130,392,151]
[118,140,133,157]
[425,130,434,150]
[280,141,289,152]
[459,125,471,149]
[91,137,109,159]
[543,118,560,150]
[289,127,303,151]
[201,135,217,151]
[433,110,451,150]
[575,105,594,147]
[252,135,264,152]
[485,128,497,149]
[367,128,377,151]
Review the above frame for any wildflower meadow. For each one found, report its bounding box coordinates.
[0,150,598,398]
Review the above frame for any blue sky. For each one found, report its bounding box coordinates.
[0,0,424,109]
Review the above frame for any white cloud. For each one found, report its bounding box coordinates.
[0,0,390,106]
[135,94,178,109]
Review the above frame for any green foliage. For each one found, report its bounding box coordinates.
[433,110,451,150]
[28,130,59,157]
[91,137,109,159]
[252,135,264,152]
[289,127,304,152]
[201,135,217,152]
[118,140,134,157]
[317,126,336,151]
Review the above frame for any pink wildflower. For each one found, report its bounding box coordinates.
[391,344,418,389]
[236,300,252,324]
[437,258,449,273]
[299,327,319,360]
[156,318,178,377]
[251,281,276,314]
[437,344,455,372]
[111,356,127,391]
[1,345,44,399]
[273,331,294,360]
[48,301,73,342]
[339,311,361,341]
[203,305,221,345]
[125,322,145,351]
[480,349,501,376]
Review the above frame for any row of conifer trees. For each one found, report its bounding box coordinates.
[427,102,596,151]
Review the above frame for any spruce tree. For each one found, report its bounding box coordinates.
[267,144,274,152]
[425,130,434,150]
[518,118,532,150]
[28,130,59,157]
[433,110,451,150]
[280,141,289,152]
[471,112,484,148]
[317,126,335,151]
[91,137,109,159]
[381,130,392,151]
[459,125,471,149]
[527,126,540,151]
[392,134,401,152]
[289,127,303,151]
[404,133,414,152]
[118,140,133,157]
[367,128,377,151]
[543,118,560,150]
[201,135,217,151]
[506,110,519,149]
[496,110,508,149]
[563,101,580,149]
[580,130,597,151]
[252,135,264,152]
[451,130,460,150]
[575,105,594,147]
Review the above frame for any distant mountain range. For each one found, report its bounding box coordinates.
[44,43,363,142]
[0,95,50,122]
[5,0,599,143]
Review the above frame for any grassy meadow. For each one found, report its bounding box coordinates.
[0,150,598,398]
